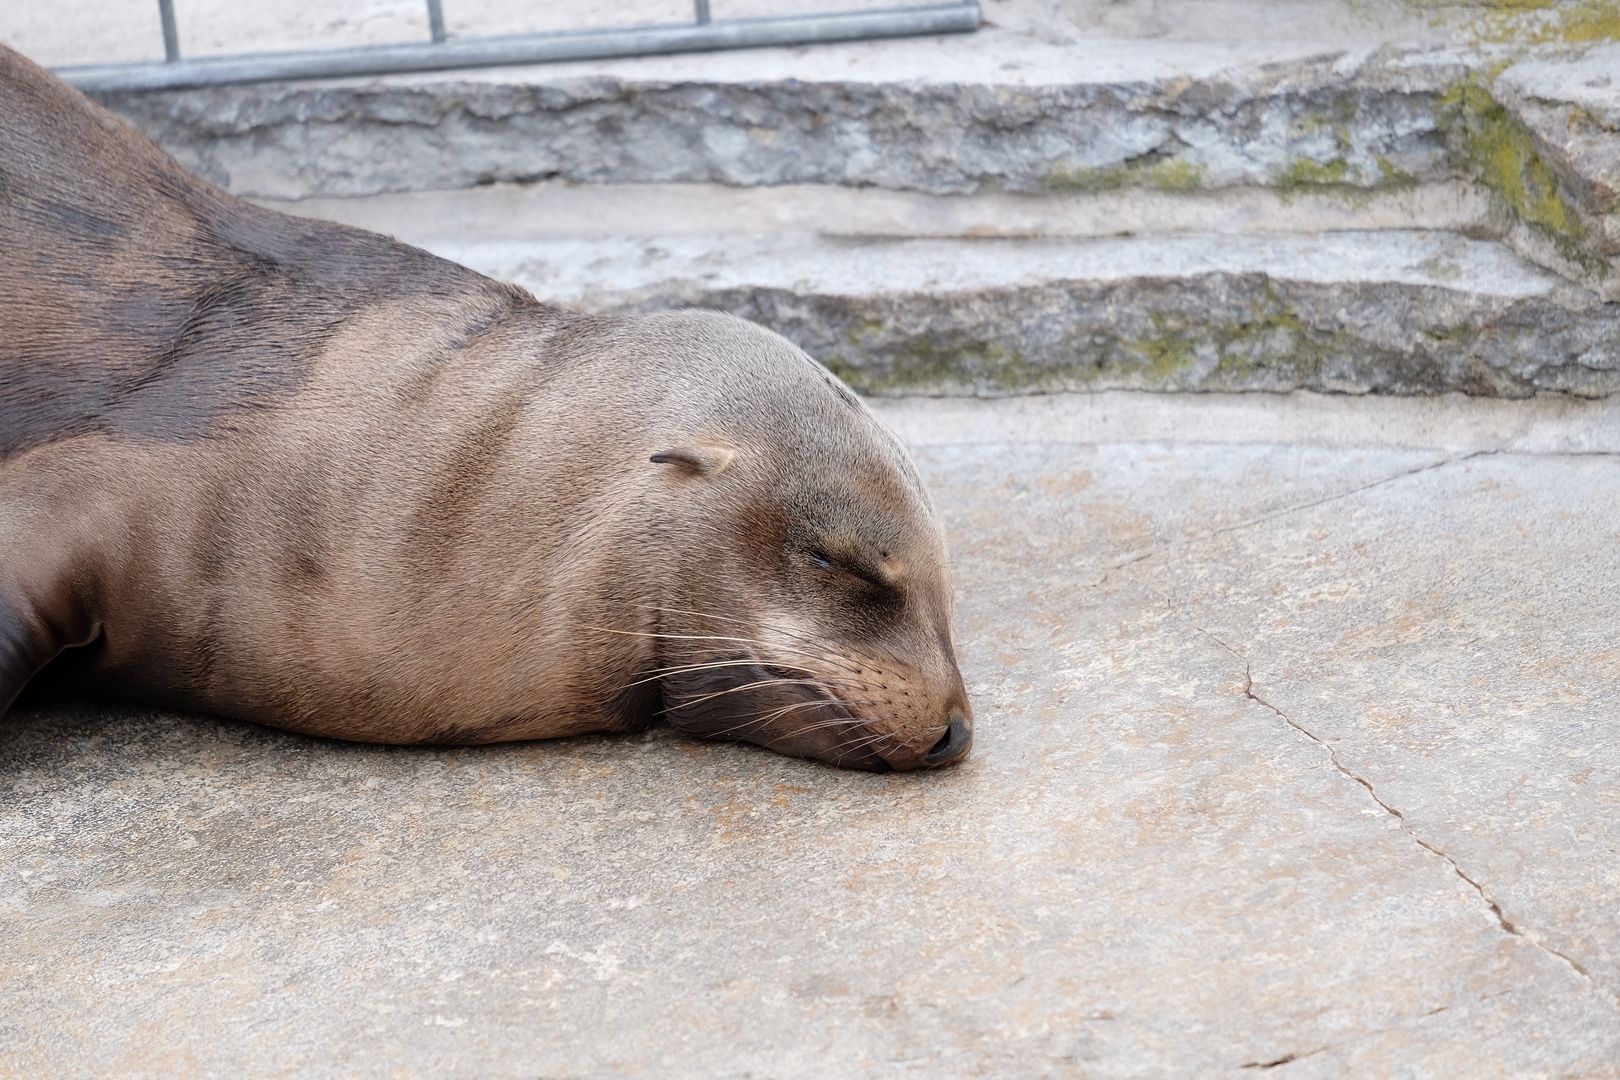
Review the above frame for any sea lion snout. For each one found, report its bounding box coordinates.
[924,710,974,768]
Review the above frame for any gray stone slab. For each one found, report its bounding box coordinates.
[1491,45,1620,300]
[1131,449,1620,1001]
[255,178,1497,245]
[871,388,1620,454]
[87,40,1483,202]
[17,0,1620,301]
[418,228,1619,397]
[1496,45,1620,218]
[267,179,1620,399]
[4,396,1618,1076]
[84,39,1620,302]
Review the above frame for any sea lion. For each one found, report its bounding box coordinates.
[0,46,973,771]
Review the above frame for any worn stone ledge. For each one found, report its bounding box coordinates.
[256,178,1496,245]
[1489,45,1620,299]
[426,229,1620,398]
[95,42,1479,203]
[96,38,1620,299]
[869,387,1620,453]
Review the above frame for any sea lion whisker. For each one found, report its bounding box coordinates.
[789,717,878,737]
[664,677,825,707]
[691,706,871,742]
[619,659,819,689]
[624,653,869,692]
[686,696,876,727]
[681,713,786,739]
[834,730,902,756]
[633,661,867,699]
[827,730,901,765]
[639,658,864,686]
[627,607,871,672]
[753,699,879,726]
[582,623,862,674]
[667,679,872,718]
[776,709,887,734]
[665,678,859,711]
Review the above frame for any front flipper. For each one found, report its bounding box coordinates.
[1,576,100,717]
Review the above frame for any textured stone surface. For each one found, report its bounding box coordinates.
[1137,450,1620,995]
[267,180,1620,400]
[872,387,1620,453]
[256,177,1497,245]
[15,0,1620,301]
[1491,45,1620,299]
[1497,45,1620,219]
[86,41,1620,300]
[3,393,1618,1076]
[415,227,1620,397]
[88,42,1475,202]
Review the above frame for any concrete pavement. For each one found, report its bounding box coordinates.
[5,0,1619,1072]
[3,391,1617,1077]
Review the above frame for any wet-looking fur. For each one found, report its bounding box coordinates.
[0,45,973,771]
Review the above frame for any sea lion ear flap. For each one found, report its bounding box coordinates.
[649,445,737,476]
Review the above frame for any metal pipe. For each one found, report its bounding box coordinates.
[694,0,712,24]
[426,0,447,43]
[157,0,180,62]
[59,3,979,93]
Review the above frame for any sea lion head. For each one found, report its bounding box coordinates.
[633,313,973,772]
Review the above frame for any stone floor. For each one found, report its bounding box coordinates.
[3,391,1617,1078]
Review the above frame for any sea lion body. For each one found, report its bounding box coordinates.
[0,47,973,770]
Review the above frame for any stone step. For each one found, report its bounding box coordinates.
[95,28,1620,298]
[272,185,1620,397]
[262,178,1496,242]
[99,40,1477,203]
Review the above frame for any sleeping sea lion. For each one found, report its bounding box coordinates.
[0,45,972,771]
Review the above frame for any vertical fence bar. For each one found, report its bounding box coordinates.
[426,0,447,42]
[157,0,180,61]
[694,0,711,24]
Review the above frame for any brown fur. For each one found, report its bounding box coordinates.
[0,46,972,771]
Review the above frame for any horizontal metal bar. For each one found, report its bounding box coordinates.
[56,4,980,93]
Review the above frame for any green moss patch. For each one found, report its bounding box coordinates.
[1550,0,1620,40]
[1436,76,1587,243]
[1445,0,1620,44]
[825,288,1371,395]
[1048,156,1207,194]
[1275,157,1356,201]
[1376,156,1418,186]
[825,337,1035,394]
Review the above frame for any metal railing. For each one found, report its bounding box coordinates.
[56,0,979,93]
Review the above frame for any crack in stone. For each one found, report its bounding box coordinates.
[1240,1048,1322,1069]
[1091,452,1487,590]
[1236,992,1526,1071]
[1198,451,1488,546]
[1191,625,1618,1010]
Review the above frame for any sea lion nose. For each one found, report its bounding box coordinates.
[923,711,973,767]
